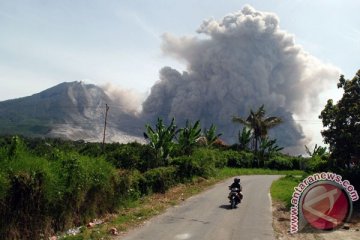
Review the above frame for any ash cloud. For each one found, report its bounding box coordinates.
[101,83,144,115]
[141,5,339,154]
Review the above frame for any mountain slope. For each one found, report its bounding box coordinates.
[0,81,144,142]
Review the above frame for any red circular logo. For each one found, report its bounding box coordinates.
[301,183,349,230]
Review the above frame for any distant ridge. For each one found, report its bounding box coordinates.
[0,81,145,143]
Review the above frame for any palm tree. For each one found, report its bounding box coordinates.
[232,105,282,155]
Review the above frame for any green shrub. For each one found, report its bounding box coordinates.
[78,155,118,219]
[106,143,158,171]
[52,153,118,229]
[143,167,177,193]
[171,156,202,181]
[1,155,56,239]
[78,142,103,157]
[304,155,328,172]
[116,170,145,204]
[189,148,219,177]
[0,137,122,238]
[225,150,253,168]
[265,155,294,170]
[0,170,9,203]
[289,156,302,170]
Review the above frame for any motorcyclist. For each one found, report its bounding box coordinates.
[229,178,243,203]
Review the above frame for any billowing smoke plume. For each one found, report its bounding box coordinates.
[141,5,339,153]
[101,83,144,115]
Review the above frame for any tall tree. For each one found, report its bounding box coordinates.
[319,70,360,168]
[232,105,282,155]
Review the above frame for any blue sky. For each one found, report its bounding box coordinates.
[1,0,359,102]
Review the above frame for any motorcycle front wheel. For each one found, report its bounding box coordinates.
[230,198,236,209]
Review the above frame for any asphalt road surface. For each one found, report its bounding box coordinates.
[119,175,281,240]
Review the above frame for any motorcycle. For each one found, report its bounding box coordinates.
[228,187,242,209]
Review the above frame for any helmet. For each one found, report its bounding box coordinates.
[234,178,240,183]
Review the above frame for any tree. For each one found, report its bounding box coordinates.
[319,70,360,168]
[144,118,178,165]
[177,120,202,155]
[305,144,328,158]
[259,137,284,166]
[238,127,251,151]
[203,124,222,146]
[232,105,282,154]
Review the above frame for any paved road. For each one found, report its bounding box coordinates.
[119,175,281,240]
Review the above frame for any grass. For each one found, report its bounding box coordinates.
[216,167,304,179]
[270,175,304,209]
[62,168,305,239]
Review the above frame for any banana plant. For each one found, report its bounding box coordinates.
[305,144,328,157]
[258,137,284,167]
[238,127,251,150]
[178,120,202,155]
[144,118,178,164]
[203,124,222,146]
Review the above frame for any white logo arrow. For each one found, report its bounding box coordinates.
[303,188,339,224]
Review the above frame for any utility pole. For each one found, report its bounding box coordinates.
[102,103,110,152]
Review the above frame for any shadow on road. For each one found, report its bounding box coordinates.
[219,204,234,210]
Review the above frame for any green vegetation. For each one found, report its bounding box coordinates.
[317,70,360,206]
[270,175,304,209]
[1,69,360,239]
[320,70,360,168]
[177,120,201,155]
[232,105,283,167]
[217,168,304,179]
[0,134,304,239]
[144,118,178,165]
[203,124,222,146]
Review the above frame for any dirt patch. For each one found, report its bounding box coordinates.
[272,201,360,240]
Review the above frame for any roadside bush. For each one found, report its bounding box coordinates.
[265,155,294,170]
[225,150,253,168]
[304,155,328,172]
[171,156,202,181]
[289,156,302,170]
[0,172,8,202]
[143,167,177,194]
[189,148,218,177]
[79,155,118,219]
[106,144,142,169]
[52,153,118,229]
[0,136,121,238]
[106,143,158,172]
[1,155,56,239]
[78,142,103,157]
[116,169,145,204]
